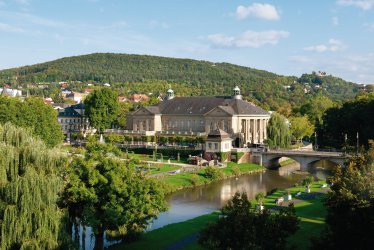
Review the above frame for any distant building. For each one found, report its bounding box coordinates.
[65,91,88,103]
[0,88,22,97]
[130,94,150,103]
[44,97,54,104]
[57,103,93,137]
[126,86,270,147]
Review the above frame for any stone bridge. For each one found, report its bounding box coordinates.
[251,149,348,171]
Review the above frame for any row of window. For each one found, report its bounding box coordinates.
[59,118,88,124]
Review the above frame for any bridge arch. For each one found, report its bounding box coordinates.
[265,156,301,170]
[253,150,348,173]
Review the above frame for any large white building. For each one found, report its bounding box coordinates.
[126,87,270,147]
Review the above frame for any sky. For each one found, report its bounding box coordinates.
[1,0,374,84]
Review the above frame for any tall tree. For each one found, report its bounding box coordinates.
[198,192,299,250]
[312,140,374,249]
[266,112,291,149]
[289,115,315,142]
[116,101,133,128]
[61,140,167,250]
[0,123,69,249]
[0,96,63,147]
[317,93,374,149]
[300,94,335,124]
[84,88,119,132]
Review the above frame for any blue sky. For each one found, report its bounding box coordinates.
[1,0,374,84]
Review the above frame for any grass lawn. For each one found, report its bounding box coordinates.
[279,158,296,166]
[110,212,220,250]
[125,152,189,163]
[111,180,328,250]
[160,162,264,193]
[252,180,328,249]
[288,195,327,249]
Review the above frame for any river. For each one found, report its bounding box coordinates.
[149,165,302,230]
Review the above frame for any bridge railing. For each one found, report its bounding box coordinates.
[261,149,346,157]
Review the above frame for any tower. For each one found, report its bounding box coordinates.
[166,87,175,100]
[232,86,242,100]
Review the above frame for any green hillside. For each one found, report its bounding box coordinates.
[0,53,360,111]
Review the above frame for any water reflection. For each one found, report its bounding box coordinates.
[149,169,304,230]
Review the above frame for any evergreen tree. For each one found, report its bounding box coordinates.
[266,112,291,149]
[0,123,68,249]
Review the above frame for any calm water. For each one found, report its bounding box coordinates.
[149,167,304,230]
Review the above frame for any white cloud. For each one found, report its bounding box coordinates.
[332,16,339,26]
[0,22,24,33]
[336,0,374,10]
[304,39,347,52]
[236,3,280,20]
[208,34,235,47]
[208,30,289,48]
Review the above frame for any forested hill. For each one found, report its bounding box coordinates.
[0,53,277,85]
[0,53,360,109]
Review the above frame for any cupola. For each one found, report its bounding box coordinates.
[232,86,242,100]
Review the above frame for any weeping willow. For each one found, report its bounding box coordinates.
[266,112,291,149]
[0,123,67,250]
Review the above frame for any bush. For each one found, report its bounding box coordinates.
[104,134,124,144]
[204,166,223,180]
[232,166,240,177]
[190,174,199,186]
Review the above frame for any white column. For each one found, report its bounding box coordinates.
[254,119,257,143]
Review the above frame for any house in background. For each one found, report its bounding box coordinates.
[65,91,88,103]
[57,103,94,138]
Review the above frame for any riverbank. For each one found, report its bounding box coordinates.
[110,180,328,250]
[158,162,265,193]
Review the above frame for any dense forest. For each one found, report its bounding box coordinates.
[0,53,360,112]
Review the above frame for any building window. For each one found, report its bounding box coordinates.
[214,143,218,150]
[208,143,212,149]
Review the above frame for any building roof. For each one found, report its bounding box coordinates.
[58,103,85,117]
[141,96,269,116]
[207,129,231,141]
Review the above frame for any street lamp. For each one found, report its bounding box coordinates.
[314,132,318,151]
[344,133,347,155]
[356,132,359,154]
